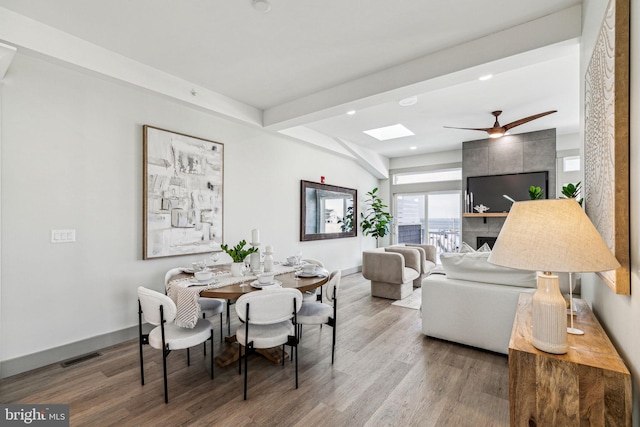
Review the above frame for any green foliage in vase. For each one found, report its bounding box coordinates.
[360,188,393,246]
[220,240,258,262]
[560,182,583,206]
[528,185,544,200]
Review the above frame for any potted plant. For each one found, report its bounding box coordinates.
[220,240,258,276]
[360,188,393,247]
[560,182,583,206]
[528,185,544,200]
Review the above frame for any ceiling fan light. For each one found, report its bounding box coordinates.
[252,0,271,13]
[489,130,504,138]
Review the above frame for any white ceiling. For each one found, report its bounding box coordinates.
[0,0,582,159]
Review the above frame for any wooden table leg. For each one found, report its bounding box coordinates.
[214,335,289,367]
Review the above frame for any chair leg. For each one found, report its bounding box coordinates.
[243,344,249,400]
[203,313,207,356]
[219,313,223,342]
[162,346,169,404]
[210,330,214,380]
[227,300,231,336]
[282,344,285,366]
[295,341,299,389]
[332,323,336,364]
[138,301,145,386]
[187,348,191,366]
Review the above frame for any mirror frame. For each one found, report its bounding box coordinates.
[300,180,357,241]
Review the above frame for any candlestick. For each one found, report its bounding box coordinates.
[251,228,260,246]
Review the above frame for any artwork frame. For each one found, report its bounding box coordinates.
[143,125,224,260]
[584,0,630,295]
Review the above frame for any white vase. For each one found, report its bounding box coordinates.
[532,272,568,354]
[230,262,244,277]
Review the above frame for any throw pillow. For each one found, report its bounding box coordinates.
[458,241,475,253]
[440,252,537,288]
[476,242,492,253]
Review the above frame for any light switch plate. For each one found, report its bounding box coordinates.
[51,229,76,243]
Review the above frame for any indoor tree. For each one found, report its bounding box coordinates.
[360,188,393,247]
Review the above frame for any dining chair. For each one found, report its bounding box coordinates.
[235,288,303,400]
[137,286,214,404]
[301,259,325,303]
[164,267,224,342]
[296,270,341,364]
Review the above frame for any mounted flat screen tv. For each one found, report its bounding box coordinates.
[466,171,548,213]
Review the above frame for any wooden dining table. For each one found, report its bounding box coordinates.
[194,266,329,367]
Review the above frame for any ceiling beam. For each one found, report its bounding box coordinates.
[263,5,582,131]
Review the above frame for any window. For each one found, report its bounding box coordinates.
[393,168,462,185]
[563,156,581,172]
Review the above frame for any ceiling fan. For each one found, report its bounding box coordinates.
[444,110,557,139]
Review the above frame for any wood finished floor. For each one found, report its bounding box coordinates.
[0,273,509,426]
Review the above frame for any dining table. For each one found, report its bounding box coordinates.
[167,263,329,367]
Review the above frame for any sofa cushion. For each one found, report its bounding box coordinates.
[440,252,537,288]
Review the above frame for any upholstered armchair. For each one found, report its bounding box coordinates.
[362,247,421,300]
[405,244,437,287]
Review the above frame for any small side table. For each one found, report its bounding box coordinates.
[509,293,631,426]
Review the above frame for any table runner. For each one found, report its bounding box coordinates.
[168,264,299,328]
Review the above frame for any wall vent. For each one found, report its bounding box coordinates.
[60,352,102,367]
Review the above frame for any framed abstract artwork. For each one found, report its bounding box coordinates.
[143,125,224,259]
[584,0,630,295]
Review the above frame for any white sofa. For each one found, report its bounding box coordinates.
[421,251,578,355]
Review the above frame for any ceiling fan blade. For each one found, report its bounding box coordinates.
[502,110,557,131]
[443,126,494,132]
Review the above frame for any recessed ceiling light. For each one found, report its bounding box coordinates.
[363,124,414,141]
[479,74,493,81]
[346,110,356,115]
[399,96,418,107]
[410,146,417,150]
[252,0,271,13]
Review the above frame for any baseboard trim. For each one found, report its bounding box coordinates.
[0,325,139,379]
[1,266,364,379]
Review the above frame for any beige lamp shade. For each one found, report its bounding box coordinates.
[488,199,620,273]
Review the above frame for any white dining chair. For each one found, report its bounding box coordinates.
[164,267,224,342]
[137,286,214,404]
[297,270,341,364]
[235,288,303,400]
[301,259,325,303]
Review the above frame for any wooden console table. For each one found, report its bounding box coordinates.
[509,293,631,426]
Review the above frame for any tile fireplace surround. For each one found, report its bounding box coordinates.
[461,129,556,249]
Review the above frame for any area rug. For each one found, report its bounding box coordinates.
[391,288,421,310]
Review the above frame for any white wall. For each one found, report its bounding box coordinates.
[0,53,378,372]
[581,0,639,420]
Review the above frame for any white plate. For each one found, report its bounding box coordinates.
[296,272,319,278]
[250,280,282,288]
[183,268,197,273]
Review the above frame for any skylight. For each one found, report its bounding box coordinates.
[363,124,414,141]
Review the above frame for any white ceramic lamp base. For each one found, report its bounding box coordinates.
[531,272,568,354]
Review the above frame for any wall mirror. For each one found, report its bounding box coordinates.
[300,180,357,241]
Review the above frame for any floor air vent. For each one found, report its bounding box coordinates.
[60,352,102,367]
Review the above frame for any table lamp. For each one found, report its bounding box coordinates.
[488,199,620,354]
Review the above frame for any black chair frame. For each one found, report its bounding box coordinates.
[138,300,214,404]
[238,298,299,400]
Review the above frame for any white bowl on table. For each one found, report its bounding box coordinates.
[257,272,275,284]
[194,270,213,281]
[301,264,316,274]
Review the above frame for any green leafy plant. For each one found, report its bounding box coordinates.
[339,205,354,232]
[220,239,258,263]
[561,182,583,206]
[360,188,393,247]
[528,185,544,200]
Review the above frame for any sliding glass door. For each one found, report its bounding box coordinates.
[395,191,461,259]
